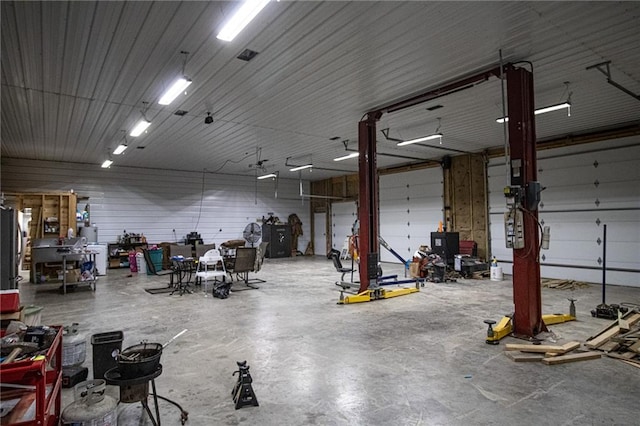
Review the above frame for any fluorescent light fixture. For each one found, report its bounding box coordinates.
[101,160,113,168]
[113,144,127,155]
[289,164,312,172]
[333,152,359,161]
[396,133,443,146]
[257,173,277,180]
[496,102,571,123]
[217,0,270,42]
[158,77,192,105]
[130,120,151,137]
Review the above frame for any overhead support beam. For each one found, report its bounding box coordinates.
[370,65,504,115]
[506,65,546,338]
[356,64,510,292]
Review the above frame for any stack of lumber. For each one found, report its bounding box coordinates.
[585,311,640,369]
[541,278,589,290]
[504,341,601,365]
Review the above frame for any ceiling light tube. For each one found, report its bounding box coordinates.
[130,120,151,137]
[257,173,277,180]
[496,102,571,123]
[158,77,192,105]
[101,159,113,168]
[289,164,313,172]
[113,144,128,155]
[396,133,443,146]
[333,152,359,161]
[217,0,270,42]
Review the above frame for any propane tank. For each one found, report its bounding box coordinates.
[62,323,87,367]
[62,379,118,425]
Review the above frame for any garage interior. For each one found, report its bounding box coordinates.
[1,1,639,425]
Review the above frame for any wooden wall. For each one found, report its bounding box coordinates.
[443,154,489,260]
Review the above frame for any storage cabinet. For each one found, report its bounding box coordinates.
[262,224,291,258]
[15,193,77,239]
[0,326,63,425]
[108,242,148,268]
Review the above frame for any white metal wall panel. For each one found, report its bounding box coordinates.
[331,201,357,251]
[488,137,640,287]
[0,158,310,251]
[379,168,443,263]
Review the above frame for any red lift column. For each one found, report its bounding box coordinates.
[357,113,381,293]
[506,66,546,337]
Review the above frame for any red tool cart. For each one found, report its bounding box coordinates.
[0,326,63,425]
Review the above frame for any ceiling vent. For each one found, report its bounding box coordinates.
[174,110,188,116]
[237,49,259,62]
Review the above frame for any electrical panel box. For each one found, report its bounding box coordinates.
[504,210,525,249]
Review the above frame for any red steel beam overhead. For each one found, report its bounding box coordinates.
[370,65,505,115]
[506,65,546,337]
[356,64,509,292]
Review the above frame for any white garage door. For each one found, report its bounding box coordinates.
[488,136,640,287]
[379,168,443,264]
[331,201,357,252]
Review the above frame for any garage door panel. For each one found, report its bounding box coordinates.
[331,201,357,250]
[489,139,640,287]
[379,167,442,263]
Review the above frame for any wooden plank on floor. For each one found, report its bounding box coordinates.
[586,326,622,349]
[505,341,580,354]
[542,351,601,365]
[504,351,545,362]
[587,313,640,349]
[598,340,620,352]
[605,352,640,364]
[621,360,640,369]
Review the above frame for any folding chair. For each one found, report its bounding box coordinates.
[226,247,263,291]
[142,248,176,287]
[195,249,228,298]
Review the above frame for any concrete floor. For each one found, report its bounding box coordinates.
[17,256,640,425]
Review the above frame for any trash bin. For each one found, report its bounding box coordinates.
[91,331,123,380]
[147,248,163,275]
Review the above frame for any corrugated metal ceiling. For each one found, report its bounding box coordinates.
[2,1,639,181]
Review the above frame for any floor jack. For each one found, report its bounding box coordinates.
[484,298,578,344]
[336,236,424,304]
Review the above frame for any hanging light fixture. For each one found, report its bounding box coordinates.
[289,164,313,172]
[397,118,443,146]
[333,152,359,161]
[130,102,151,137]
[158,51,192,105]
[333,140,359,161]
[257,172,278,180]
[217,0,271,42]
[497,82,572,123]
[113,133,128,155]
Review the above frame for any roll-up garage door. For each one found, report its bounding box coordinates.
[488,137,640,287]
[331,201,357,253]
[379,168,443,264]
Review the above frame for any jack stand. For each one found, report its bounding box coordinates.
[231,361,259,410]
